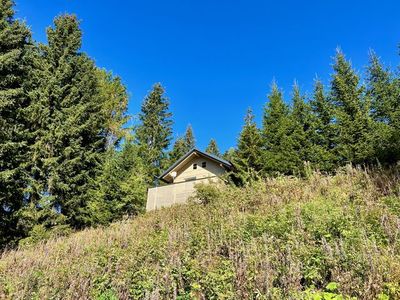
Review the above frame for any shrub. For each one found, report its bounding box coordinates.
[191,182,222,205]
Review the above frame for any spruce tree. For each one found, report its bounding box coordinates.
[183,124,195,150]
[262,82,297,175]
[0,0,33,245]
[168,125,196,163]
[205,139,221,157]
[136,83,172,182]
[330,49,373,165]
[169,138,187,163]
[28,15,107,229]
[366,52,400,163]
[96,69,129,149]
[85,136,147,225]
[289,83,312,174]
[308,80,336,172]
[232,108,263,183]
[222,147,236,162]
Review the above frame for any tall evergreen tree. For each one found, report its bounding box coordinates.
[96,69,129,149]
[366,51,400,163]
[289,83,312,173]
[0,0,33,246]
[205,139,220,157]
[83,72,134,225]
[85,136,147,226]
[232,108,263,183]
[28,15,107,229]
[183,124,195,150]
[308,80,336,172]
[262,82,298,175]
[168,125,196,163]
[169,138,187,163]
[136,83,172,182]
[330,49,373,165]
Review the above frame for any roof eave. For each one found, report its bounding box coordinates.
[158,148,232,181]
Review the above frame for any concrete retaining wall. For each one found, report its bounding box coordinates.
[146,177,219,211]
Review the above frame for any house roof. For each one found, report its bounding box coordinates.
[159,148,233,183]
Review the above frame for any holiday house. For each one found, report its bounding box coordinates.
[146,148,233,211]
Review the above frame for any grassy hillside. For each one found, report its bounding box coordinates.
[1,167,399,300]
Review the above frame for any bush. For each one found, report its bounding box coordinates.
[192,183,222,205]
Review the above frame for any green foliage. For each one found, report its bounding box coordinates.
[169,124,196,164]
[96,68,129,148]
[15,200,71,247]
[96,289,119,300]
[262,82,299,175]
[330,49,374,165]
[199,258,235,299]
[301,282,356,300]
[289,83,314,175]
[0,5,133,246]
[366,51,400,164]
[205,138,221,157]
[27,14,108,229]
[0,0,33,246]
[1,168,399,299]
[86,137,147,226]
[168,137,187,163]
[308,80,336,172]
[2,0,400,272]
[136,83,173,183]
[234,108,263,181]
[377,282,400,300]
[192,183,221,205]
[182,124,195,150]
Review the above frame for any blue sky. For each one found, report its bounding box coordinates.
[15,0,400,152]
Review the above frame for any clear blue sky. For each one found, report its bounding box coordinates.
[15,0,400,152]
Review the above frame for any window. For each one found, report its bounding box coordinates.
[202,162,206,168]
[193,163,197,169]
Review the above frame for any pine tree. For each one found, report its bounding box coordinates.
[168,125,196,163]
[330,49,373,165]
[0,0,33,246]
[232,108,263,183]
[308,80,336,172]
[366,51,400,163]
[262,82,297,175]
[136,83,173,182]
[28,15,107,229]
[205,139,220,157]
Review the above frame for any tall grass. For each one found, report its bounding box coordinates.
[1,166,399,299]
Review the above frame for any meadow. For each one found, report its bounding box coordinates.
[1,166,399,299]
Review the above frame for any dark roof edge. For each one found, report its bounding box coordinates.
[159,148,232,180]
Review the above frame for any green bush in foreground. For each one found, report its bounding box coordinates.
[0,167,399,299]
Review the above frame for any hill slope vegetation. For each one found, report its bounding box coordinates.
[1,167,399,299]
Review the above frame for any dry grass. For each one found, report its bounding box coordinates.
[0,166,399,299]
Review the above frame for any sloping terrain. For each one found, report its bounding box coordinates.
[1,167,399,299]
